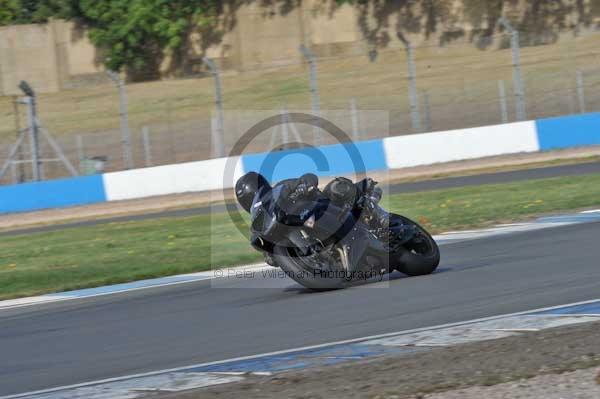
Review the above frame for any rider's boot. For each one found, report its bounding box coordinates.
[263,252,276,266]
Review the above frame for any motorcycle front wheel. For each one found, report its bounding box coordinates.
[391,214,440,276]
[272,241,348,290]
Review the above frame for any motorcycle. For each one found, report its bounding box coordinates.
[238,177,440,290]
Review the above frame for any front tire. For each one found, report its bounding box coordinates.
[272,242,347,290]
[392,215,440,276]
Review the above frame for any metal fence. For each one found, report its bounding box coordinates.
[1,25,600,185]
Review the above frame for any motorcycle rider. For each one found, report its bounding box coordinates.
[235,172,390,266]
[235,172,386,224]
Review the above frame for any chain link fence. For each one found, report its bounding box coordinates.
[1,26,600,185]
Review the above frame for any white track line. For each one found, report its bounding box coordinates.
[580,209,600,214]
[0,264,270,311]
[3,298,599,399]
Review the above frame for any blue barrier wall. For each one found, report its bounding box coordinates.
[2,112,600,214]
[536,112,600,151]
[241,139,388,182]
[0,175,106,214]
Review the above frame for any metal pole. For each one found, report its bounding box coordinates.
[10,161,17,184]
[210,116,225,158]
[511,30,526,120]
[24,97,41,181]
[12,96,25,182]
[203,57,225,158]
[350,98,360,142]
[142,126,153,166]
[498,80,509,123]
[0,131,27,181]
[499,18,526,121]
[107,70,134,169]
[422,90,432,132]
[407,43,421,131]
[577,71,586,114]
[38,124,78,177]
[397,33,421,131]
[17,81,43,180]
[299,45,321,145]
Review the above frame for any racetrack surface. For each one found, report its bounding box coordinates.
[2,160,600,237]
[1,220,600,396]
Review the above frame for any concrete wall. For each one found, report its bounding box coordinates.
[0,1,362,94]
[0,22,61,95]
[0,19,105,95]
[1,0,599,94]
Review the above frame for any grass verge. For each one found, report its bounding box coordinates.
[1,173,600,300]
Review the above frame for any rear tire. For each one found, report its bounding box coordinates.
[392,215,440,276]
[272,242,347,290]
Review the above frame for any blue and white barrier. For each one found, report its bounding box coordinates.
[383,120,539,169]
[242,139,388,182]
[1,112,599,214]
[103,156,245,202]
[0,175,106,213]
[536,113,600,151]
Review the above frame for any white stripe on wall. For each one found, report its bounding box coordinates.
[383,121,540,170]
[103,156,245,202]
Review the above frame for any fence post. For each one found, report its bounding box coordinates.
[2,82,77,182]
[0,132,25,182]
[499,18,526,121]
[422,90,432,132]
[142,126,152,167]
[577,71,586,114]
[498,80,509,123]
[211,117,225,158]
[106,71,134,169]
[203,57,225,158]
[397,33,421,132]
[299,45,321,145]
[9,161,16,184]
[12,96,25,183]
[17,82,42,181]
[23,96,41,181]
[38,125,78,177]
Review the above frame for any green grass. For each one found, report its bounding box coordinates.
[1,173,600,300]
[386,174,600,232]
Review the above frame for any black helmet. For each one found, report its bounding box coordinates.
[235,172,271,213]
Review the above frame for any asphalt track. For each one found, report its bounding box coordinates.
[1,219,600,396]
[2,160,600,237]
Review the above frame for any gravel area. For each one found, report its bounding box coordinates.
[421,368,600,399]
[159,321,600,399]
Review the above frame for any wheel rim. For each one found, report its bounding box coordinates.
[286,246,343,274]
[405,230,436,257]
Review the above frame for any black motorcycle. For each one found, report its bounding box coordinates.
[238,177,440,290]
